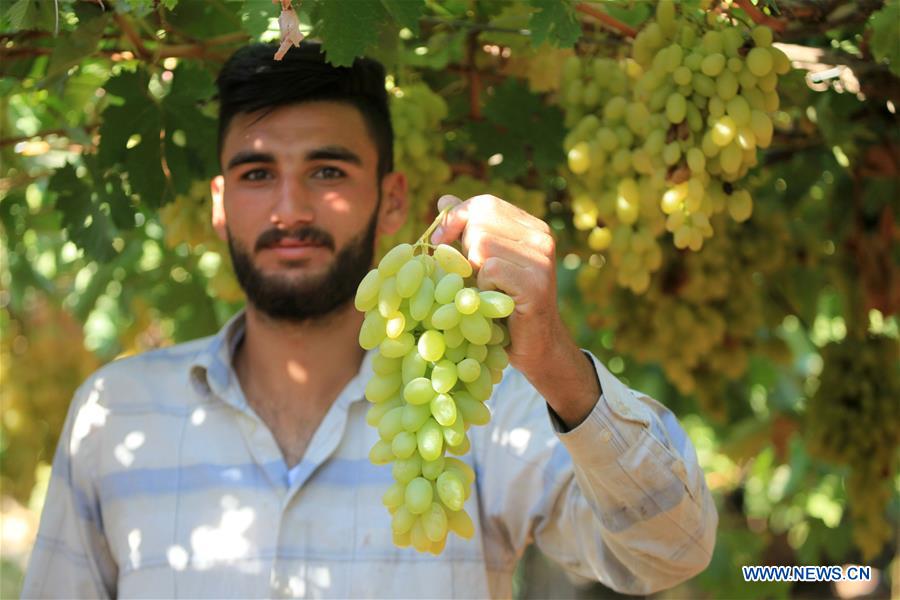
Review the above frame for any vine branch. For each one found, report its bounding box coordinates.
[574,3,637,38]
[113,13,151,60]
[733,0,787,33]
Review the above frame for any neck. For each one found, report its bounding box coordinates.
[234,301,366,412]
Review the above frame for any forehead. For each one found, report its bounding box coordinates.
[222,101,375,160]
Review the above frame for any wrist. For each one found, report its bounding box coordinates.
[524,334,601,429]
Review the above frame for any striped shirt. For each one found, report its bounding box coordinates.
[22,310,716,598]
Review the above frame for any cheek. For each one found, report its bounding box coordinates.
[224,193,273,228]
[321,190,355,216]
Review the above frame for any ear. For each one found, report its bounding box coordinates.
[210,175,227,241]
[377,171,408,236]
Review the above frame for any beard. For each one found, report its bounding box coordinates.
[226,206,378,324]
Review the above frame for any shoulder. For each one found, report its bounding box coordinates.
[73,335,216,414]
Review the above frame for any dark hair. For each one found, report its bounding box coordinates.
[215,42,393,179]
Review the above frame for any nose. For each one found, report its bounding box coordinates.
[270,175,315,229]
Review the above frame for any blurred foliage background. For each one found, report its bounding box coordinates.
[1,0,898,598]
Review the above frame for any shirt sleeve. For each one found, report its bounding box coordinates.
[21,375,118,599]
[474,351,717,595]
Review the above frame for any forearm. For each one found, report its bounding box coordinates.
[544,354,717,591]
[474,354,716,594]
[519,324,601,430]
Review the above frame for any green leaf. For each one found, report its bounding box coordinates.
[113,0,157,18]
[50,164,118,262]
[165,0,243,39]
[126,109,171,208]
[162,0,179,9]
[869,0,900,77]
[528,0,581,48]
[44,13,110,80]
[162,62,219,189]
[97,69,173,206]
[4,0,56,31]
[239,0,274,37]
[381,0,424,35]
[315,0,389,66]
[84,154,137,230]
[97,69,155,168]
[469,79,565,178]
[5,0,33,30]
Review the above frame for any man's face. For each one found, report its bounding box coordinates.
[214,101,396,323]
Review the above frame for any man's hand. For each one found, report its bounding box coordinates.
[431,194,601,429]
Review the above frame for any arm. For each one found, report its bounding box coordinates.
[475,355,717,594]
[21,376,118,599]
[433,194,717,593]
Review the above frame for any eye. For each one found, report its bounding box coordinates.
[240,168,273,182]
[313,166,345,180]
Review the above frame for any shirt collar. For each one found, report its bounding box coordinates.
[188,308,249,411]
[188,308,373,411]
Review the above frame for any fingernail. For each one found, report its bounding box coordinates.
[431,226,444,244]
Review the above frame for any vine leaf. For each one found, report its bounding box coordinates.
[45,13,110,80]
[51,164,118,262]
[528,0,581,48]
[868,0,900,77]
[4,0,56,31]
[97,69,172,207]
[316,0,389,66]
[165,0,243,38]
[162,63,218,193]
[469,79,565,178]
[381,0,425,35]
[240,0,274,37]
[114,0,159,18]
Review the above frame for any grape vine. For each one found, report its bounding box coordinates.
[561,0,789,293]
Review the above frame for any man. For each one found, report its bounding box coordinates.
[23,42,716,598]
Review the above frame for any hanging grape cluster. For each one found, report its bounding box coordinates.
[501,43,574,94]
[805,335,900,559]
[0,300,100,502]
[355,215,514,554]
[157,181,244,303]
[381,82,452,256]
[561,0,790,293]
[578,212,790,415]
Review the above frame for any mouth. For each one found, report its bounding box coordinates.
[273,240,323,248]
[263,240,330,260]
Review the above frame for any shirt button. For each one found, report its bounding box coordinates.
[600,429,611,442]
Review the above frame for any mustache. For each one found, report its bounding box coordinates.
[254,227,336,253]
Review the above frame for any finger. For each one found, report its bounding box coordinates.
[432,194,550,245]
[431,195,463,244]
[431,198,471,245]
[476,256,543,302]
[463,228,548,271]
[437,194,462,213]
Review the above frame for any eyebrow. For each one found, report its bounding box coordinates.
[225,145,363,171]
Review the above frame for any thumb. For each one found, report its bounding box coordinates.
[431,195,465,244]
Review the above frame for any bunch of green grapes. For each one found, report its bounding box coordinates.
[157,181,243,303]
[355,216,514,554]
[382,83,452,257]
[805,335,900,559]
[578,212,789,416]
[0,300,100,503]
[157,180,219,251]
[561,0,789,293]
[501,43,575,94]
[446,174,546,220]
